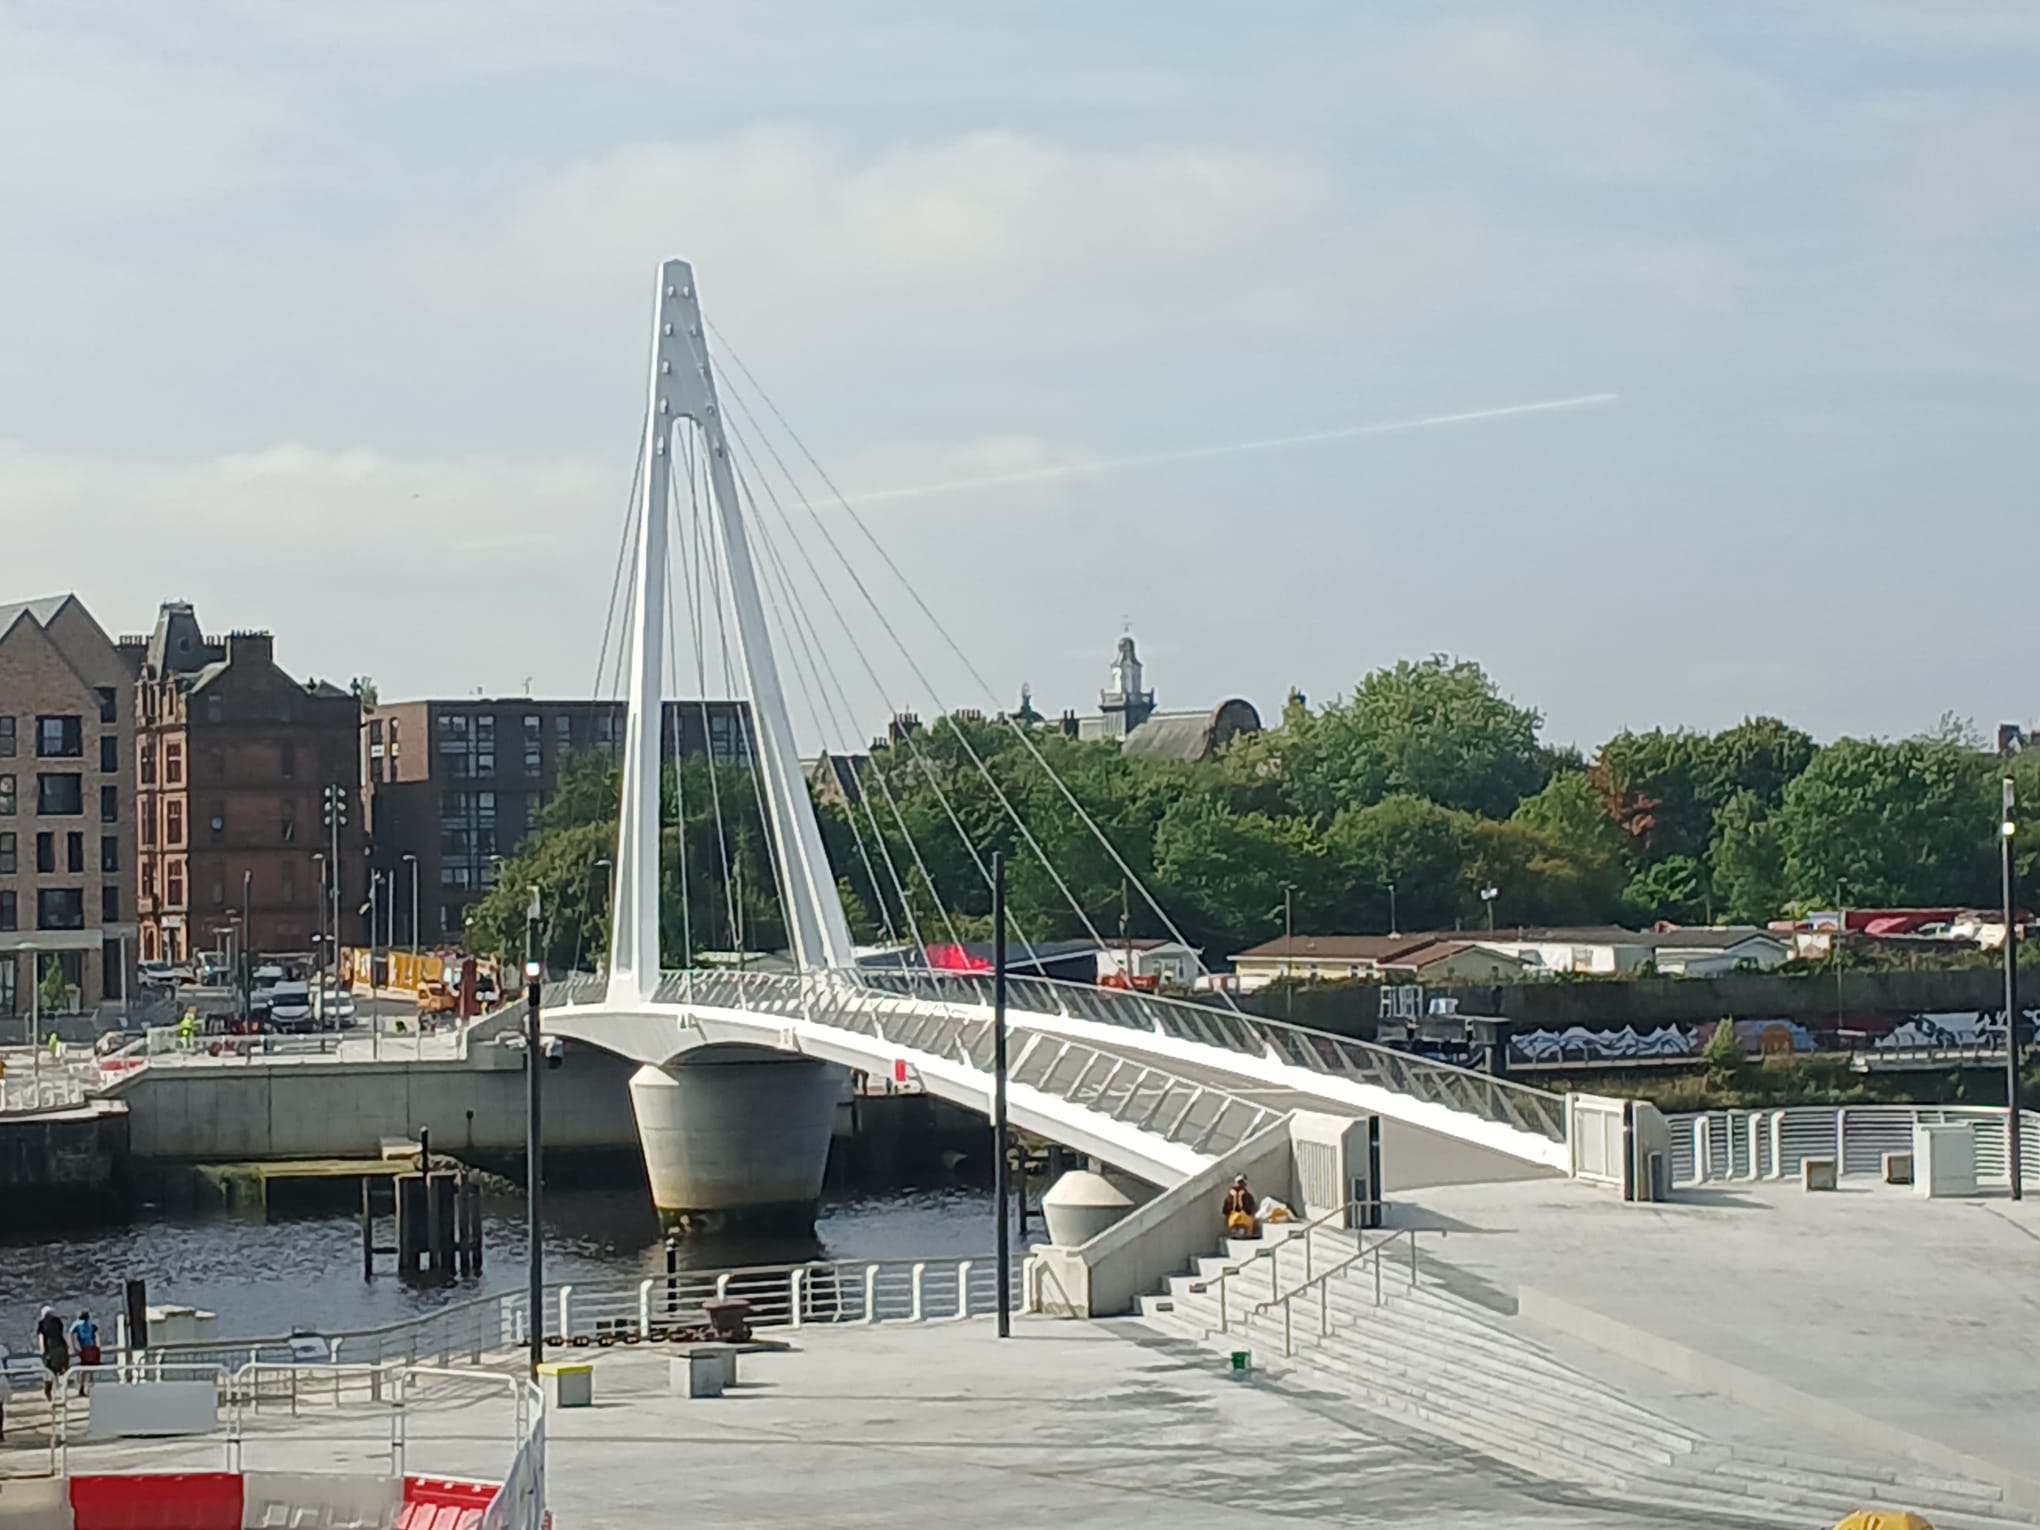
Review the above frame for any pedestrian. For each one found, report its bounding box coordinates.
[35,1306,68,1400]
[70,1310,100,1382]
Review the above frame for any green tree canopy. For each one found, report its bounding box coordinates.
[1775,737,1998,908]
[1281,657,1545,821]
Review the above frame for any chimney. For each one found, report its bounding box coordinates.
[225,630,274,667]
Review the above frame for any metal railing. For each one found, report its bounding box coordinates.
[1667,1104,2040,1189]
[0,1066,87,1113]
[18,1360,543,1526]
[551,966,1566,1149]
[1250,1227,1441,1357]
[1186,1199,1375,1332]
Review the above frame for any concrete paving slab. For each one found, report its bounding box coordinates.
[1393,1176,2040,1482]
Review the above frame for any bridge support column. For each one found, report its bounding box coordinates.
[628,1053,840,1231]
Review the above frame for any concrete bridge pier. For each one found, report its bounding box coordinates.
[628,1046,842,1232]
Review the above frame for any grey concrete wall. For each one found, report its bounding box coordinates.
[0,1102,127,1219]
[1242,968,2013,1038]
[1028,1114,1301,1319]
[114,1040,639,1161]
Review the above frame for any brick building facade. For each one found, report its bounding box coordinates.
[367,698,750,944]
[0,595,139,1019]
[131,603,365,966]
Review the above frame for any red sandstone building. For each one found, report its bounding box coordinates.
[132,603,366,965]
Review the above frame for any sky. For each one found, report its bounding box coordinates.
[3,1,2037,755]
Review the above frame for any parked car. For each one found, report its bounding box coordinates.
[416,980,459,1018]
[250,964,286,1012]
[268,981,314,1030]
[315,986,357,1028]
[136,960,176,990]
[93,1029,139,1056]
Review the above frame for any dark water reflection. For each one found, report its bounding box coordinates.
[1,1184,1000,1346]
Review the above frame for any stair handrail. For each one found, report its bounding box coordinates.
[1186,1197,1376,1332]
[1247,1225,1447,1356]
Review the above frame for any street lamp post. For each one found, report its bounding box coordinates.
[1282,886,1294,1021]
[403,854,419,972]
[1385,882,1399,937]
[524,885,545,1375]
[240,870,252,1022]
[992,851,1011,1339]
[2003,779,2023,1201]
[1480,884,1499,933]
[313,853,327,1016]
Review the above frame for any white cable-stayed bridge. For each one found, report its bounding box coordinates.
[535,258,1622,1227]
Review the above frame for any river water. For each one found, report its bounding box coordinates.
[0,1183,1006,1350]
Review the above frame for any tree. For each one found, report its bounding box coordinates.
[1320,794,1476,931]
[1623,853,1706,925]
[1775,737,1998,908]
[1152,792,1322,951]
[1704,717,1816,809]
[1588,729,1714,865]
[1709,789,1785,924]
[1283,657,1545,821]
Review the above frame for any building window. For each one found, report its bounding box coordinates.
[440,903,463,935]
[207,694,224,724]
[36,716,82,757]
[100,834,119,873]
[441,791,470,821]
[37,888,85,930]
[140,802,156,846]
[281,802,296,842]
[139,742,155,785]
[281,742,295,779]
[0,716,14,756]
[100,734,119,772]
[477,749,495,775]
[282,860,296,903]
[35,832,53,873]
[594,712,617,746]
[142,863,156,899]
[100,784,118,823]
[166,861,184,906]
[103,884,120,922]
[166,800,185,845]
[94,687,117,724]
[0,774,13,815]
[371,755,385,784]
[476,791,495,826]
[67,831,84,873]
[165,742,183,785]
[440,865,472,888]
[0,890,13,932]
[555,714,572,746]
[0,831,13,873]
[38,773,83,815]
[370,719,384,745]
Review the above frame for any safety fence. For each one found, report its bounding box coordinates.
[4,1361,543,1530]
[102,1253,1020,1383]
[0,1067,88,1113]
[1665,1104,2040,1189]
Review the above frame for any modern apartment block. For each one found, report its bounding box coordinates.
[367,698,750,944]
[130,603,365,965]
[0,595,139,1018]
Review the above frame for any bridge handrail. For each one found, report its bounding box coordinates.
[1246,1227,1444,1357]
[1186,1197,1374,1323]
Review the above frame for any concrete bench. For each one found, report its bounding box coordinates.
[1882,1151,1913,1185]
[669,1346,734,1399]
[1801,1157,1838,1191]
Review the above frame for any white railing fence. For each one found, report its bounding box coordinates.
[1666,1104,2040,1189]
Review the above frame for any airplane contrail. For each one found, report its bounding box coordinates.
[848,392,1620,506]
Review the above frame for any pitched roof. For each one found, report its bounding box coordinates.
[0,594,76,640]
[1232,935,1440,964]
[1649,925,1789,949]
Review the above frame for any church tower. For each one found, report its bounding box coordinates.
[1098,632,1156,738]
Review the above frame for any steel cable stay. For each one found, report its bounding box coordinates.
[712,365,1113,970]
[731,457,909,956]
[726,414,1049,976]
[683,441,801,980]
[724,409,1044,983]
[729,438,909,955]
[674,425,744,967]
[706,327,1240,1012]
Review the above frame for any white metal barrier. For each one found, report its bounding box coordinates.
[1665,1104,2040,1189]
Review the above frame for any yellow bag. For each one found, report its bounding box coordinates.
[1226,1210,1256,1236]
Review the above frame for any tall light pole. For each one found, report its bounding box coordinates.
[992,851,1010,1339]
[312,852,327,1014]
[1282,886,1294,1021]
[1480,884,1499,933]
[524,885,545,1375]
[1385,882,1399,937]
[241,869,252,1022]
[403,854,419,974]
[2002,778,2023,1200]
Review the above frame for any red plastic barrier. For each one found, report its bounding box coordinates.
[398,1478,494,1530]
[70,1474,242,1530]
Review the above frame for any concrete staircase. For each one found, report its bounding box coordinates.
[1139,1227,2036,1530]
